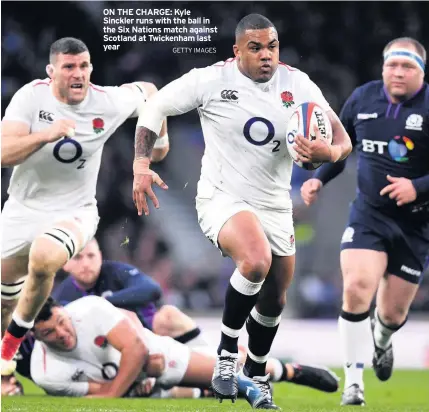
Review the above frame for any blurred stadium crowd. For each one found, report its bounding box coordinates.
[2,1,429,316]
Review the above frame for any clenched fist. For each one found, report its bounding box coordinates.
[44,119,76,143]
[300,178,323,206]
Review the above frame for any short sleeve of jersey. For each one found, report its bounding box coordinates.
[299,73,331,112]
[139,66,212,134]
[66,295,126,336]
[2,83,35,125]
[339,87,361,145]
[31,342,89,396]
[105,83,147,119]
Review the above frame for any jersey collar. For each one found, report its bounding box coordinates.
[234,60,278,92]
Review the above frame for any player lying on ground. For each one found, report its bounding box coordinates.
[54,237,208,347]
[301,36,429,406]
[0,36,169,375]
[29,296,339,407]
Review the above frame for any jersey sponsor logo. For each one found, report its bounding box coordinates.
[387,136,414,162]
[94,335,108,348]
[357,113,378,120]
[405,114,423,131]
[102,362,118,380]
[341,227,354,243]
[362,136,414,162]
[400,265,421,277]
[92,118,105,134]
[220,89,238,102]
[129,268,139,276]
[280,91,294,108]
[39,110,54,123]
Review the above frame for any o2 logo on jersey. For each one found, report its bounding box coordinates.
[53,138,86,169]
[243,117,280,153]
[101,362,118,380]
[362,136,414,162]
[388,136,414,162]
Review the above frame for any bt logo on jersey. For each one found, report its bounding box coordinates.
[388,136,414,162]
[362,136,414,162]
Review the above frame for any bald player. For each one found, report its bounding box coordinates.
[301,37,429,406]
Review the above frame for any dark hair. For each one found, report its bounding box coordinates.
[49,37,89,63]
[235,13,276,41]
[383,37,427,64]
[33,297,62,326]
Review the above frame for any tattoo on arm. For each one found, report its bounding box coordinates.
[135,126,158,159]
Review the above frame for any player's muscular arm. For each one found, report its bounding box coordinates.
[92,317,148,398]
[122,81,169,162]
[1,121,47,167]
[326,110,353,162]
[1,119,76,167]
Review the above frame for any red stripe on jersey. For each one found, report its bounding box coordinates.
[33,81,51,87]
[42,345,47,373]
[213,57,236,67]
[305,102,317,137]
[90,84,106,93]
[279,62,297,71]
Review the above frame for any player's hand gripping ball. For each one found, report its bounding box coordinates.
[286,102,333,169]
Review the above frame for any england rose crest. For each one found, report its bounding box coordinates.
[281,91,294,108]
[93,118,104,134]
[94,335,108,348]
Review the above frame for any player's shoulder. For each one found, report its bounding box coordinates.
[101,260,140,276]
[350,80,383,99]
[13,78,51,98]
[277,63,310,81]
[190,57,237,81]
[65,295,106,315]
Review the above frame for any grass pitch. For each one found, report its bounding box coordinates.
[2,369,429,412]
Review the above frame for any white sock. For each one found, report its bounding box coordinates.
[338,312,371,389]
[12,312,34,329]
[267,358,283,382]
[373,308,397,350]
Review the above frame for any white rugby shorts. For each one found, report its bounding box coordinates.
[156,336,191,389]
[1,196,99,259]
[196,182,295,256]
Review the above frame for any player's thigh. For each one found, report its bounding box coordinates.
[376,274,419,324]
[196,187,271,271]
[218,211,271,268]
[179,350,214,388]
[29,207,99,271]
[256,254,295,316]
[156,338,193,389]
[340,207,389,300]
[341,249,387,309]
[152,305,196,337]
[256,208,295,258]
[1,198,35,261]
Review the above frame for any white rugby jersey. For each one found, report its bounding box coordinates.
[31,296,167,396]
[3,79,146,211]
[140,58,331,210]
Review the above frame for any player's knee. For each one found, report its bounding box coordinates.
[237,253,272,283]
[343,278,373,309]
[381,306,408,326]
[28,247,60,278]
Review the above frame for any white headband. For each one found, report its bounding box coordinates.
[384,48,425,72]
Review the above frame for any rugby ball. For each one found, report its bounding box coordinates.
[286,102,333,170]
